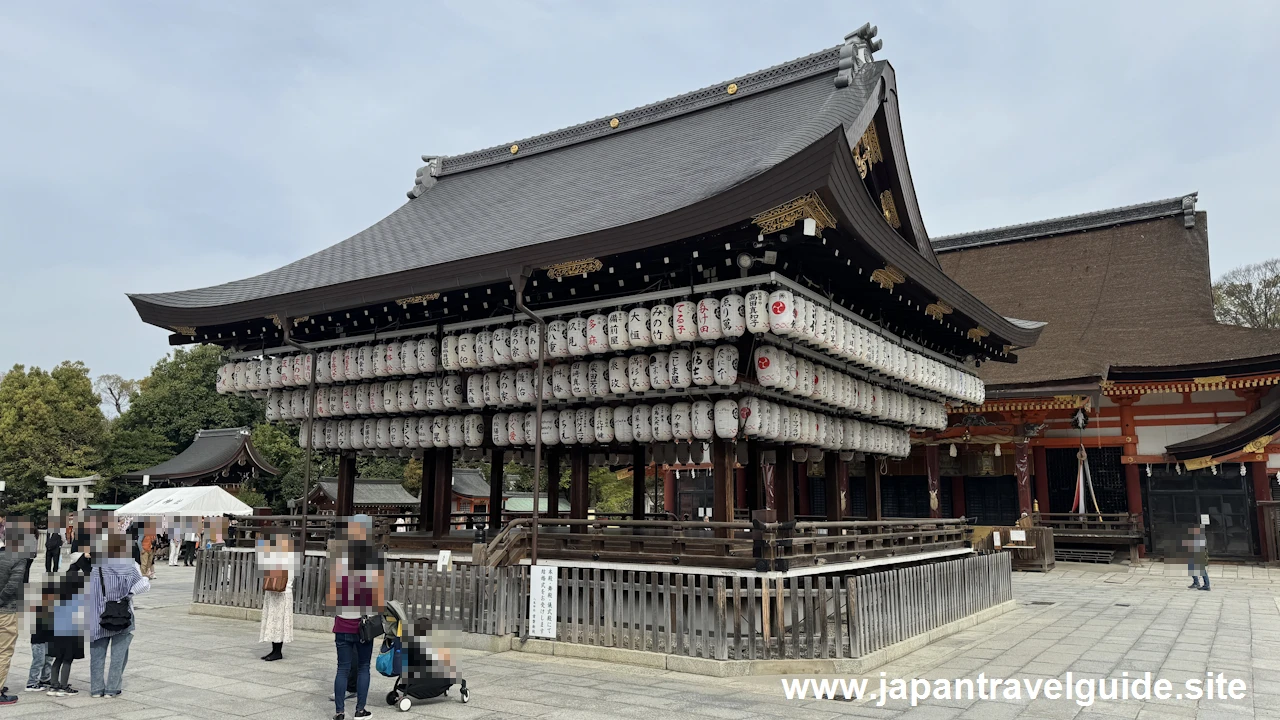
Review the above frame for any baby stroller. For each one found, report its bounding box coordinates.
[378,600,468,711]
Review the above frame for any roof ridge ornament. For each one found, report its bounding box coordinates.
[835,23,882,88]
[1182,193,1197,228]
[407,156,442,199]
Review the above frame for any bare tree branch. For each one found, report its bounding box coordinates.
[1213,258,1280,329]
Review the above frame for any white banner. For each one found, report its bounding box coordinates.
[528,565,558,639]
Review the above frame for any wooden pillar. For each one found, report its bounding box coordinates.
[546,451,561,518]
[744,442,760,511]
[631,444,647,520]
[419,450,435,533]
[1117,397,1145,554]
[711,438,734,538]
[774,448,795,523]
[1032,445,1050,513]
[432,450,452,539]
[570,447,589,532]
[950,476,966,519]
[797,461,810,516]
[1014,441,1033,517]
[865,457,882,521]
[1239,390,1274,561]
[336,453,357,517]
[925,445,941,519]
[488,448,504,534]
[734,468,747,512]
[824,453,843,522]
[663,467,676,515]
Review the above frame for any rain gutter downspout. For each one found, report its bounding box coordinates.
[511,270,546,566]
[280,317,318,550]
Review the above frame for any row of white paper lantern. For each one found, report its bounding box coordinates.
[295,400,911,458]
[216,292,982,405]
[261,350,945,431]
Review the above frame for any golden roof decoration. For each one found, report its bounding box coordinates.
[967,326,990,342]
[171,325,196,336]
[852,123,882,179]
[924,299,953,321]
[395,293,441,307]
[752,192,837,235]
[1244,435,1273,454]
[870,265,906,291]
[545,258,603,279]
[880,189,901,229]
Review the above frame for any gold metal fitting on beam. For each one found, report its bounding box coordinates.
[395,293,441,307]
[880,190,901,229]
[172,325,196,336]
[967,326,990,342]
[752,192,837,235]
[924,299,953,321]
[509,144,519,154]
[870,265,906,291]
[1244,435,1273,454]
[726,83,738,95]
[852,123,882,179]
[545,258,603,279]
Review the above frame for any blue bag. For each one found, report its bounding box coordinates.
[376,647,401,677]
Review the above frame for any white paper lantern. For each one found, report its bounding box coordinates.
[793,359,813,398]
[265,390,281,421]
[669,348,693,389]
[515,369,535,404]
[558,410,576,445]
[386,342,403,375]
[546,320,570,358]
[335,420,352,450]
[232,362,249,392]
[673,301,699,342]
[742,290,767,334]
[567,317,589,357]
[492,328,512,365]
[415,417,432,449]
[538,365,554,401]
[780,352,797,393]
[649,304,674,346]
[628,354,651,392]
[594,407,615,443]
[337,347,355,382]
[483,372,501,406]
[314,388,330,418]
[696,297,722,341]
[525,324,542,361]
[423,377,443,411]
[352,384,370,415]
[463,415,484,447]
[541,410,559,445]
[793,297,811,342]
[466,374,485,409]
[441,375,464,409]
[588,359,609,398]
[632,405,653,442]
[372,344,389,377]
[447,416,465,447]
[501,412,523,446]
[397,380,414,413]
[475,331,494,368]
[388,417,404,449]
[570,361,589,398]
[313,352,331,384]
[607,311,632,351]
[441,335,460,371]
[522,411,536,448]
[275,357,294,388]
[649,352,671,390]
[374,418,391,449]
[670,402,692,441]
[691,400,714,440]
[718,293,746,339]
[754,346,782,386]
[608,357,629,394]
[614,406,634,443]
[408,379,427,412]
[416,337,439,373]
[574,408,594,445]
[551,364,572,400]
[739,397,760,436]
[691,346,715,387]
[491,413,510,446]
[585,314,609,354]
[627,307,652,348]
[713,345,739,386]
[382,382,399,414]
[509,326,528,363]
[345,420,362,450]
[652,404,673,442]
[400,339,419,375]
[499,370,517,406]
[457,333,478,369]
[365,382,384,414]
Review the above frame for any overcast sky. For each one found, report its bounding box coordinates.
[2,1,1277,390]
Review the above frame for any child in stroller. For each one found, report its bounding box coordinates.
[378,600,468,711]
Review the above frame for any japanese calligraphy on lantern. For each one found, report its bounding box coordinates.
[528,565,558,639]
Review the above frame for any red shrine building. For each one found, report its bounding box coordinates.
[914,194,1280,560]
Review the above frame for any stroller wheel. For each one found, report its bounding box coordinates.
[397,697,413,712]
[386,690,398,706]
[460,687,470,703]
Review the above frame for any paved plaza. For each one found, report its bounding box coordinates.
[4,559,1278,719]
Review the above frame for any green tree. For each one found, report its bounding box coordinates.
[251,423,335,513]
[118,345,263,451]
[235,488,269,509]
[1214,258,1280,329]
[94,373,140,417]
[96,428,174,504]
[0,362,108,516]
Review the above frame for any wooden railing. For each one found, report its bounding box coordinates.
[1032,512,1142,539]
[970,526,1055,572]
[1260,501,1280,564]
[191,549,1012,660]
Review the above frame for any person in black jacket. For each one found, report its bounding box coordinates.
[44,523,63,574]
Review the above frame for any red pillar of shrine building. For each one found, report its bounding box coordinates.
[1116,396,1145,554]
[925,445,942,519]
[1239,390,1275,561]
[797,461,811,516]
[735,467,747,513]
[1014,442,1033,518]
[1032,445,1050,514]
[663,467,676,517]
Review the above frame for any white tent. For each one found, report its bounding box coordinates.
[115,485,254,518]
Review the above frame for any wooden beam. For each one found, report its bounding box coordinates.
[631,444,647,520]
[950,476,965,519]
[774,447,794,524]
[866,457,882,521]
[570,446,589,531]
[745,442,761,511]
[336,453,357,517]
[419,449,435,533]
[488,448,504,535]
[797,461,811,516]
[1015,441,1033,517]
[824,453,844,522]
[546,450,561,518]
[432,450,452,539]
[711,438,734,538]
[1032,445,1049,513]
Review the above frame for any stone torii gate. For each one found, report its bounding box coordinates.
[46,475,98,515]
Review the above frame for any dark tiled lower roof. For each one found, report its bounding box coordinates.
[122,427,278,480]
[312,478,418,507]
[932,194,1197,252]
[1166,401,1280,460]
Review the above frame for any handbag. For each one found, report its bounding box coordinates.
[97,568,134,632]
[263,569,288,593]
[357,614,384,644]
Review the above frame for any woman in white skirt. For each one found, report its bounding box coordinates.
[257,533,298,661]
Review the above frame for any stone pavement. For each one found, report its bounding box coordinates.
[2,558,1276,719]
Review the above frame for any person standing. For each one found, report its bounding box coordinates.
[0,518,37,705]
[1186,525,1210,591]
[181,520,198,566]
[44,522,63,574]
[257,533,298,661]
[139,521,155,580]
[46,566,87,697]
[86,531,149,698]
[326,516,384,720]
[168,521,182,567]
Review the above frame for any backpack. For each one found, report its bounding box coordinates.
[46,531,63,550]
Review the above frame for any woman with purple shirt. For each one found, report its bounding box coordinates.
[326,516,384,720]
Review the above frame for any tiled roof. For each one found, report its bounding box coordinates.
[122,427,278,481]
